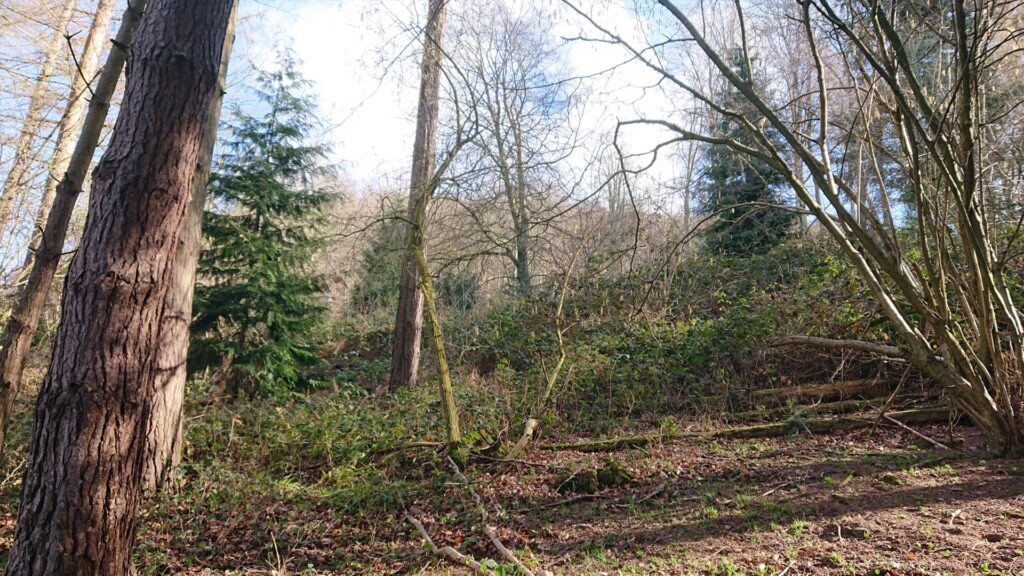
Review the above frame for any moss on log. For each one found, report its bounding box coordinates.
[541,407,951,452]
[726,393,934,423]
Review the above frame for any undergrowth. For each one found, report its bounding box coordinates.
[0,236,907,573]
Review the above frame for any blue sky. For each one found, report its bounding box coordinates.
[229,0,682,188]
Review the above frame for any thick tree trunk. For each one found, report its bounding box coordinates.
[389,0,448,391]
[22,0,119,267]
[4,1,233,573]
[143,0,238,492]
[0,0,149,454]
[0,0,78,237]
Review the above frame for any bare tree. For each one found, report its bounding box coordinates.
[0,0,77,238]
[565,0,1024,452]
[445,0,581,297]
[0,0,150,453]
[21,0,119,271]
[5,0,234,572]
[389,0,449,391]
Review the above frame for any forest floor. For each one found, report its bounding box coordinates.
[126,425,1024,574]
[2,398,1024,575]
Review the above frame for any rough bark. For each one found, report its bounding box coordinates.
[0,0,78,237]
[5,1,233,573]
[388,0,448,391]
[143,0,238,492]
[0,0,150,454]
[22,0,119,266]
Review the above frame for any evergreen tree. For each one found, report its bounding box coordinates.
[350,205,480,313]
[350,205,405,312]
[190,52,332,396]
[701,49,795,256]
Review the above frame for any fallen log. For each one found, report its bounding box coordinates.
[718,379,893,405]
[541,407,951,452]
[768,335,904,358]
[540,432,698,452]
[716,407,951,439]
[727,393,933,423]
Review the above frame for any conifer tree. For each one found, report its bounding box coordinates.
[190,52,332,396]
[351,205,405,311]
[701,49,795,256]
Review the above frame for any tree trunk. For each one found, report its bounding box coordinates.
[22,0,119,268]
[652,0,1024,453]
[5,1,233,573]
[0,0,149,454]
[143,0,238,492]
[413,230,466,467]
[0,0,78,238]
[513,202,531,297]
[510,110,532,297]
[388,0,448,392]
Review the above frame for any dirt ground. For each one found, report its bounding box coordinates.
[1,416,1021,575]
[399,427,1024,576]
[98,423,1023,575]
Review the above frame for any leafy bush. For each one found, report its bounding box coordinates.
[440,236,890,432]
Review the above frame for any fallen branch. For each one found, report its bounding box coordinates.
[769,335,904,358]
[406,514,488,575]
[482,523,533,576]
[516,493,612,512]
[717,407,950,439]
[882,413,955,451]
[612,482,667,508]
[540,431,696,452]
[447,456,540,576]
[541,407,952,451]
[727,393,932,423]
[368,441,443,458]
[501,418,539,463]
[472,453,564,469]
[723,378,895,405]
[762,479,802,497]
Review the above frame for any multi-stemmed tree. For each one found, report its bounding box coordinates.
[566,0,1024,453]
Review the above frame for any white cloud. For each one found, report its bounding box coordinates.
[233,0,691,190]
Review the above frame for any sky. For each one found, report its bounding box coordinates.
[231,0,684,189]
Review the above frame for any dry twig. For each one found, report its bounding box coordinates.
[406,514,488,575]
[881,413,955,451]
[447,456,539,576]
